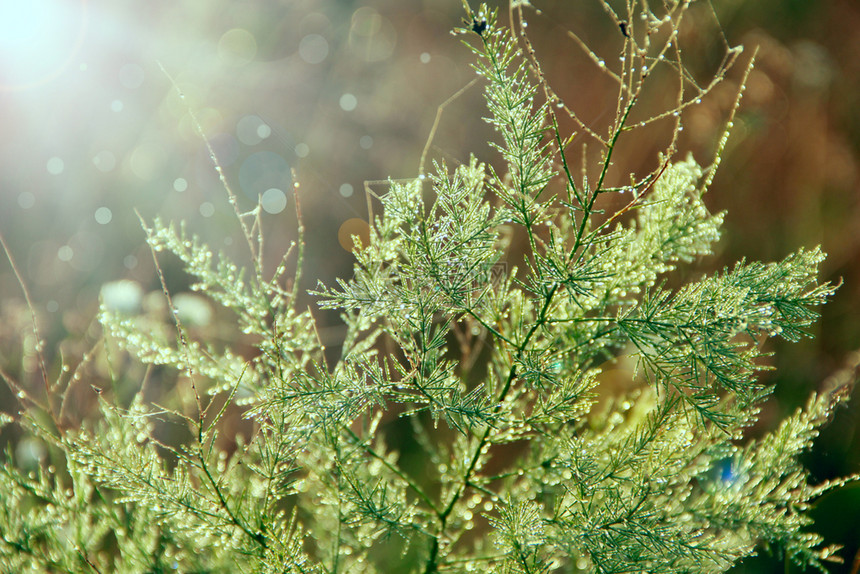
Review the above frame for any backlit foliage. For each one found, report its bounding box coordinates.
[2,2,857,573]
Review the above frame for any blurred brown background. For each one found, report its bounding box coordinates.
[1,1,858,571]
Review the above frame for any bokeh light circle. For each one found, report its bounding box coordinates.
[239,151,291,200]
[46,157,64,175]
[129,141,168,181]
[299,34,329,64]
[348,7,396,63]
[94,207,112,224]
[123,255,138,270]
[261,188,287,214]
[18,192,36,209]
[93,150,116,172]
[339,93,357,111]
[338,218,370,253]
[218,28,257,66]
[57,245,73,262]
[237,115,270,146]
[68,231,104,272]
[100,280,143,314]
[294,143,310,158]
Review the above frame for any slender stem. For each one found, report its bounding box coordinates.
[344,426,439,515]
[550,111,581,206]
[0,233,54,421]
[198,444,267,550]
[424,281,560,573]
[570,99,636,263]
[291,170,306,304]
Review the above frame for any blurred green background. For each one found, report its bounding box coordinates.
[1,1,858,571]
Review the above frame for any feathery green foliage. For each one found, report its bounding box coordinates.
[2,2,857,573]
